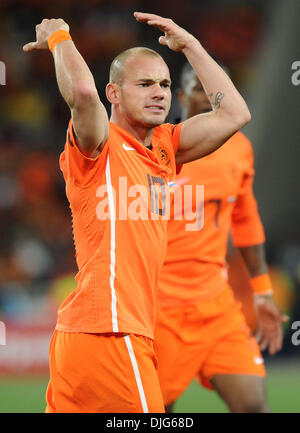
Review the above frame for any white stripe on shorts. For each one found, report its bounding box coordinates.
[124,335,149,413]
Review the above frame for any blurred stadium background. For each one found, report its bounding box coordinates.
[0,0,299,413]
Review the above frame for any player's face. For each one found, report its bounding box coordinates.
[180,74,212,118]
[118,55,172,128]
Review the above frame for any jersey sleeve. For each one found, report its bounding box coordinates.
[170,122,183,155]
[231,138,266,247]
[59,118,109,187]
[168,122,183,175]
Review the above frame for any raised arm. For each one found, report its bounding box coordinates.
[23,19,109,157]
[134,12,251,165]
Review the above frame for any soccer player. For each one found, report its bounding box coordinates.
[23,13,250,412]
[154,62,289,413]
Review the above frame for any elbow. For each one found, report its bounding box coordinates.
[72,83,100,109]
[241,107,252,126]
[220,101,251,136]
[235,104,251,129]
[226,106,251,136]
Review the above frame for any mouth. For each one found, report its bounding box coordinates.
[144,105,165,113]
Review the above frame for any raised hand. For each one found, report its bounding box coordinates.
[23,18,69,52]
[134,12,196,52]
[254,295,289,355]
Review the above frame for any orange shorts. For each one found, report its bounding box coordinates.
[46,331,165,413]
[154,288,266,406]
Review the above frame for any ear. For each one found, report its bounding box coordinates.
[106,83,120,104]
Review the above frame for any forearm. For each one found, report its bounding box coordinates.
[238,243,268,278]
[52,40,98,109]
[50,34,108,154]
[182,39,250,125]
[23,19,108,155]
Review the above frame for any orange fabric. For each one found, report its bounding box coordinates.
[251,273,273,295]
[46,331,165,413]
[57,119,182,339]
[157,131,265,307]
[227,248,256,330]
[154,288,265,405]
[48,30,72,53]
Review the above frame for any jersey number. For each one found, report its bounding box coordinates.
[147,174,166,216]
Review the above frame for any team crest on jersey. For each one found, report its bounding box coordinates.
[156,144,171,167]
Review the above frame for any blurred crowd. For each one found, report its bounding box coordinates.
[3,0,298,338]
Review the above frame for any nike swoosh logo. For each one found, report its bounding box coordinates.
[122,143,135,151]
[254,356,264,365]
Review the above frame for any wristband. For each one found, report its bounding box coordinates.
[251,273,273,296]
[48,30,72,53]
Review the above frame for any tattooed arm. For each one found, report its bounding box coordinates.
[134,12,250,164]
[176,39,250,164]
[207,92,224,110]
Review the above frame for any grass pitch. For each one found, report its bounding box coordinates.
[0,359,299,413]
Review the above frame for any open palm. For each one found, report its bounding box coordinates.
[255,296,289,355]
[134,12,195,52]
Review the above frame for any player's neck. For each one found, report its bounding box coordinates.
[110,113,154,147]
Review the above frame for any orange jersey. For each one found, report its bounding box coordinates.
[157,131,265,307]
[57,119,182,339]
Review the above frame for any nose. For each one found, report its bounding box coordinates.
[151,83,166,99]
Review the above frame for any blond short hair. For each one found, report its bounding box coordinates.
[109,47,164,84]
